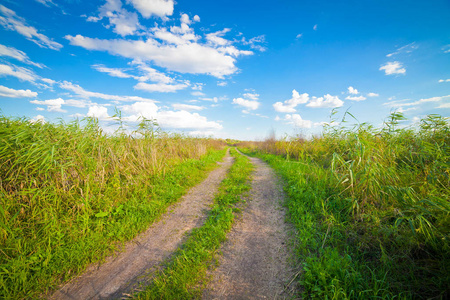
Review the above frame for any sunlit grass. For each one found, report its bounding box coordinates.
[0,115,226,299]
[240,113,449,299]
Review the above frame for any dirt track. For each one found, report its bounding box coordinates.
[203,154,298,299]
[50,150,298,299]
[50,151,234,300]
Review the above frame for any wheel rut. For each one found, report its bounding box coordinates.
[50,151,234,300]
[203,153,299,299]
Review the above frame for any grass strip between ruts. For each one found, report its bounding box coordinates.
[135,148,253,299]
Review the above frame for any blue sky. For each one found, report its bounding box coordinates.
[0,0,449,140]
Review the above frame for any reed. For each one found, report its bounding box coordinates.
[0,115,225,299]
[240,113,449,299]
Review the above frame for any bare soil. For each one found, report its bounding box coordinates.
[202,154,299,299]
[50,151,234,300]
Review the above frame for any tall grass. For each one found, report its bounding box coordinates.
[0,115,226,299]
[240,113,449,299]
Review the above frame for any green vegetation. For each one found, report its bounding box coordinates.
[0,115,226,299]
[136,148,253,299]
[240,113,449,299]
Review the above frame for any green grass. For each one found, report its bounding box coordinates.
[239,113,449,299]
[0,115,226,299]
[135,148,253,299]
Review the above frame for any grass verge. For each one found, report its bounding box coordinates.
[0,116,226,299]
[239,113,449,299]
[135,148,253,299]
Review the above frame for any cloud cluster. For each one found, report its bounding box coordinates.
[232,92,260,111]
[0,5,62,50]
[0,85,37,98]
[380,61,406,75]
[273,90,343,112]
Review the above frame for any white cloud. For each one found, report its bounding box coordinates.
[306,94,344,108]
[386,42,418,57]
[30,115,46,124]
[345,95,367,101]
[0,63,37,82]
[121,101,222,130]
[313,24,318,30]
[367,92,379,97]
[0,5,62,50]
[193,15,200,22]
[172,103,204,111]
[232,97,260,111]
[87,0,141,36]
[380,61,406,75]
[206,28,231,46]
[0,44,45,68]
[59,81,156,102]
[439,79,450,83]
[243,92,259,100]
[284,114,312,128]
[241,35,266,52]
[87,105,110,119]
[66,34,250,78]
[217,81,227,86]
[127,0,174,18]
[92,64,134,79]
[134,81,188,93]
[30,98,66,112]
[0,85,37,98]
[296,33,302,39]
[273,89,309,113]
[348,86,358,94]
[191,83,203,90]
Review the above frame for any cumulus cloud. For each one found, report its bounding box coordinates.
[0,5,62,50]
[380,61,406,75]
[233,97,260,110]
[306,94,343,108]
[30,115,46,124]
[0,44,45,68]
[87,105,110,119]
[121,101,222,130]
[30,98,66,112]
[367,92,379,97]
[284,114,312,128]
[348,86,358,94]
[439,79,450,83]
[217,81,227,86]
[87,0,142,36]
[273,89,309,113]
[66,34,251,78]
[127,0,174,18]
[0,85,37,98]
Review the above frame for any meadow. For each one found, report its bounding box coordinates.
[239,112,449,299]
[0,115,226,299]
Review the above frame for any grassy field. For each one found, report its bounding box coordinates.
[239,113,449,299]
[0,115,226,299]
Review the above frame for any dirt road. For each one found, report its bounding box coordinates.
[51,151,234,300]
[203,154,298,299]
